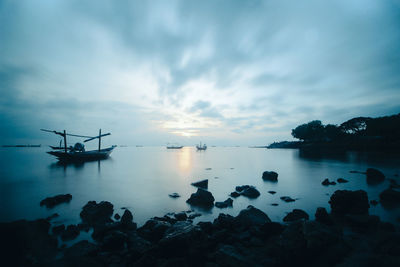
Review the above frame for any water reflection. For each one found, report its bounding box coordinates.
[176,147,192,174]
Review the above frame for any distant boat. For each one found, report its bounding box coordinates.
[41,129,116,162]
[2,144,41,148]
[166,143,183,149]
[196,142,207,151]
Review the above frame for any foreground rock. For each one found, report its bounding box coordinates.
[80,201,114,225]
[215,198,233,208]
[262,171,278,182]
[191,179,208,189]
[235,205,271,227]
[186,188,214,207]
[283,209,309,222]
[366,168,385,184]
[40,194,72,208]
[329,190,370,215]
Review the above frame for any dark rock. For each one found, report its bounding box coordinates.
[0,219,58,265]
[280,196,296,202]
[80,201,114,225]
[315,207,332,224]
[366,168,385,184]
[191,179,208,189]
[186,188,214,207]
[77,223,90,232]
[283,209,309,222]
[337,178,348,183]
[389,179,400,189]
[52,224,65,235]
[40,194,72,208]
[205,168,212,170]
[215,198,233,208]
[230,191,240,198]
[64,240,98,259]
[138,219,172,242]
[169,193,180,198]
[345,214,380,230]
[235,205,271,227]
[214,245,247,267]
[174,212,188,221]
[197,221,213,234]
[329,190,370,215]
[370,200,379,206]
[121,209,133,225]
[262,171,278,182]
[213,214,235,229]
[127,232,152,255]
[61,224,80,241]
[380,187,400,204]
[114,213,120,220]
[101,230,127,251]
[322,178,336,186]
[268,191,276,194]
[236,185,260,198]
[271,203,279,206]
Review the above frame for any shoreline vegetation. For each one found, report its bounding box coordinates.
[2,169,400,266]
[267,113,400,152]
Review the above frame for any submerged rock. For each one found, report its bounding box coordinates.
[80,201,114,225]
[236,185,260,198]
[262,171,278,182]
[280,196,296,202]
[329,190,369,215]
[283,209,309,222]
[322,178,336,186]
[191,179,208,189]
[268,191,277,194]
[337,178,348,183]
[366,168,385,184]
[169,193,181,198]
[235,205,271,227]
[40,194,72,208]
[215,198,233,208]
[186,188,215,207]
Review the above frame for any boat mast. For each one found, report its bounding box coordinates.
[98,129,101,151]
[63,130,67,153]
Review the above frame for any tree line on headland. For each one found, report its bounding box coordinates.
[268,113,400,151]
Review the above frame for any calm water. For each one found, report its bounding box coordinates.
[1,146,399,227]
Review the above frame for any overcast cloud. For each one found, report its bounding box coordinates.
[1,0,399,146]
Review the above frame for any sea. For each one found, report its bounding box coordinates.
[1,146,399,228]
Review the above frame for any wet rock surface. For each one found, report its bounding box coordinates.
[80,201,114,225]
[215,198,233,208]
[234,185,260,198]
[283,209,309,222]
[40,194,72,208]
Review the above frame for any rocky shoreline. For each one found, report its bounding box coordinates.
[1,169,400,266]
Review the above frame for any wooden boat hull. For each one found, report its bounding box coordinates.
[47,146,115,161]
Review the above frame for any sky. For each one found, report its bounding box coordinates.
[1,0,400,146]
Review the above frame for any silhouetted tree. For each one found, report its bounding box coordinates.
[291,120,324,142]
[340,117,371,135]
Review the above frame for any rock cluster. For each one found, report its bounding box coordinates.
[231,185,260,199]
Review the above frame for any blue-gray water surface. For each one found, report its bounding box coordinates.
[1,146,399,229]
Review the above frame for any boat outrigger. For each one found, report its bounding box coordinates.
[41,129,116,161]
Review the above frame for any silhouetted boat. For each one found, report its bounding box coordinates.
[41,129,115,162]
[196,142,207,150]
[166,143,183,149]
